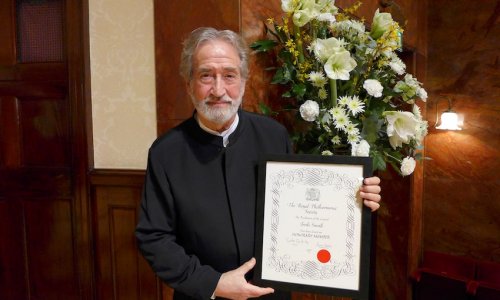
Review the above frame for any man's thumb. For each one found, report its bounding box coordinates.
[239,257,256,274]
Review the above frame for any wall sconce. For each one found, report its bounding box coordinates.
[435,97,462,130]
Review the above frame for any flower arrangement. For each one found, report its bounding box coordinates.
[251,0,428,176]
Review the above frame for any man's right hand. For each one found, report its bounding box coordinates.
[214,258,274,300]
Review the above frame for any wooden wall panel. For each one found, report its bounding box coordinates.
[0,96,21,167]
[19,97,70,166]
[0,197,79,299]
[0,200,27,300]
[23,198,79,299]
[154,0,240,134]
[91,170,162,300]
[0,0,90,299]
[423,0,500,262]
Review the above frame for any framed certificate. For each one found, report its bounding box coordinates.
[253,154,373,299]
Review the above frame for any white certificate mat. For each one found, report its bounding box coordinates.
[254,154,372,299]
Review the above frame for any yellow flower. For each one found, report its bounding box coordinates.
[267,17,274,25]
[318,88,328,100]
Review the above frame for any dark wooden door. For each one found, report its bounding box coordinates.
[0,0,90,299]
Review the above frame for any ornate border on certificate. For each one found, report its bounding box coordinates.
[254,154,373,299]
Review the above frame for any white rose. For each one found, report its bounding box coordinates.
[401,156,416,176]
[363,79,383,98]
[351,139,370,157]
[384,111,420,149]
[322,150,333,156]
[299,100,320,122]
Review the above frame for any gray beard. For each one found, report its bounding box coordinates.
[191,89,244,126]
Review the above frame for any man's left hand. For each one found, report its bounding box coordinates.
[360,176,381,212]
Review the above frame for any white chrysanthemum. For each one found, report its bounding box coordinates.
[299,100,320,122]
[316,12,335,23]
[412,105,428,146]
[324,49,357,80]
[351,139,370,157]
[308,71,327,87]
[363,79,384,98]
[347,134,361,144]
[331,20,366,39]
[384,111,420,149]
[346,95,365,116]
[417,87,428,101]
[322,150,333,156]
[412,104,422,119]
[345,122,360,136]
[338,95,350,106]
[389,55,406,75]
[334,114,349,130]
[401,156,416,176]
[415,120,428,146]
[349,20,366,33]
[329,106,347,120]
[404,74,421,88]
[331,135,341,145]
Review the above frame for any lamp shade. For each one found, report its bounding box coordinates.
[436,111,462,130]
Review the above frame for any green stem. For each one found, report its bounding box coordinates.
[293,25,305,64]
[330,79,337,107]
[384,151,402,163]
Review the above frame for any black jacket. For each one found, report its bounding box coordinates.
[136,110,292,299]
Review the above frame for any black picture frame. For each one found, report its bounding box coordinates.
[253,154,373,299]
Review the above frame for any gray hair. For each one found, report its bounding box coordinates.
[179,27,249,82]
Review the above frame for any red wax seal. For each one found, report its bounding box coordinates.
[317,249,331,263]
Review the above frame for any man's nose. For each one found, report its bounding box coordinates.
[211,76,226,97]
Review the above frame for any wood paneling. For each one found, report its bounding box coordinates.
[90,170,162,300]
[0,200,27,299]
[0,0,90,299]
[154,0,240,134]
[423,0,500,262]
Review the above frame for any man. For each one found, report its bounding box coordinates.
[136,27,381,300]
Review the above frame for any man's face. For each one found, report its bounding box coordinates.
[188,40,245,131]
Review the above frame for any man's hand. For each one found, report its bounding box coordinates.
[214,258,274,300]
[360,176,382,211]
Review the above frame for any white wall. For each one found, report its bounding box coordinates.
[89,0,157,169]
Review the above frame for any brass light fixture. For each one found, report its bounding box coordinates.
[435,97,462,130]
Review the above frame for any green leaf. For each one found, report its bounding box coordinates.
[292,83,306,97]
[258,102,276,116]
[282,90,292,98]
[362,115,382,144]
[271,68,285,84]
[250,39,278,53]
[372,152,387,172]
